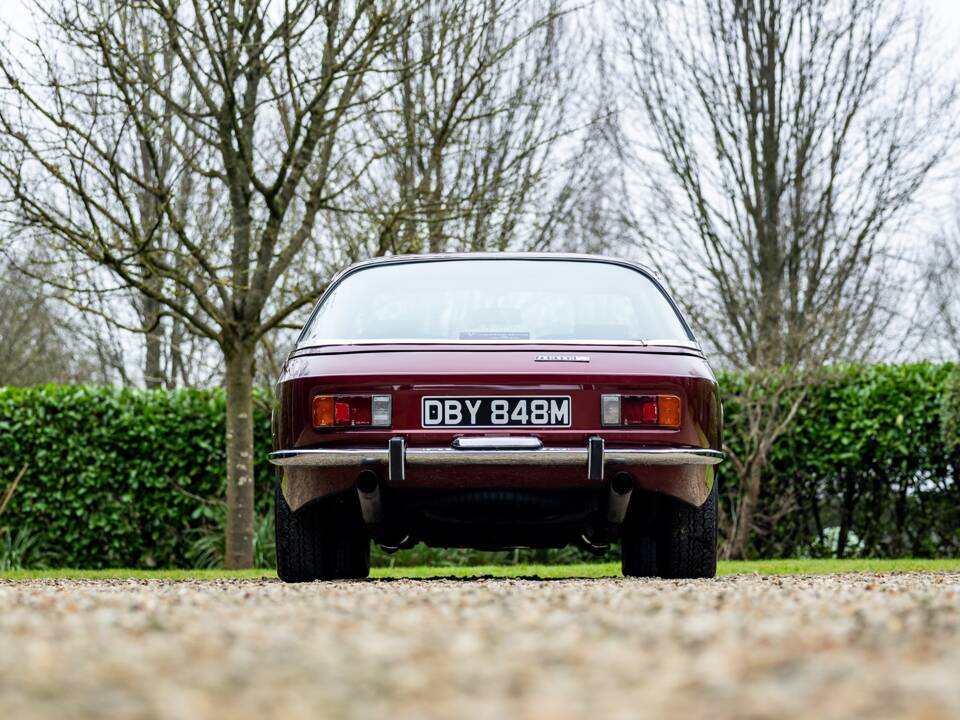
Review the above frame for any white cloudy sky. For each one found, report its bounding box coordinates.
[3,1,959,53]
[0,0,957,369]
[1,0,956,244]
[930,0,960,34]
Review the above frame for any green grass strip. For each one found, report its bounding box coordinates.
[3,558,960,582]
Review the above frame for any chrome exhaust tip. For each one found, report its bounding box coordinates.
[355,469,383,525]
[605,472,634,524]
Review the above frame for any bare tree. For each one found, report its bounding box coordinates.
[65,281,222,388]
[0,0,405,567]
[929,205,960,358]
[329,0,609,256]
[0,263,98,385]
[618,0,957,557]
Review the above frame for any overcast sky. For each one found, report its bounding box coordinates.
[1,0,956,234]
[931,0,960,34]
[0,0,957,372]
[4,1,960,47]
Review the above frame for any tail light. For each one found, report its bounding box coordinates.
[313,395,391,428]
[600,394,681,428]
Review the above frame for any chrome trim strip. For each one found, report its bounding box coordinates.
[452,436,544,450]
[606,449,723,466]
[291,339,702,350]
[296,339,652,347]
[269,447,723,468]
[271,448,389,466]
[639,339,703,350]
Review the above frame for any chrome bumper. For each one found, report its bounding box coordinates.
[269,438,723,482]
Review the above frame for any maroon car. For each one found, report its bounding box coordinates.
[271,254,722,581]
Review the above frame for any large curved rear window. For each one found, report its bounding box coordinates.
[299,259,692,345]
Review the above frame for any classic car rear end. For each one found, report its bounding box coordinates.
[271,255,722,581]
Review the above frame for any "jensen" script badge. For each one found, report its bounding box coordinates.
[534,354,590,362]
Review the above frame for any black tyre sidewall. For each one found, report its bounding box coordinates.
[275,480,370,582]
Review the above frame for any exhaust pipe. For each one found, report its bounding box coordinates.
[605,472,634,524]
[356,469,383,525]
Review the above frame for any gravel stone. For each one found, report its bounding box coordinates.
[1,573,959,720]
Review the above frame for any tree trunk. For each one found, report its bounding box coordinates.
[809,479,825,552]
[223,341,256,569]
[836,472,857,559]
[143,293,164,389]
[728,460,763,560]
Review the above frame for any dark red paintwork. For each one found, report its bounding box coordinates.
[274,343,722,511]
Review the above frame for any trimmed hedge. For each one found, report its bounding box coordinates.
[0,386,273,568]
[0,363,958,567]
[942,364,960,453]
[730,362,960,559]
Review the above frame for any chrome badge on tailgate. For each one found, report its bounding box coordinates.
[534,354,590,362]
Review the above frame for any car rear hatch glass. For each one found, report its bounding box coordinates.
[298,258,693,347]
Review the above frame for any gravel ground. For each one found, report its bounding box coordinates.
[1,573,959,720]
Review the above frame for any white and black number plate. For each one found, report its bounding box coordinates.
[421,396,572,428]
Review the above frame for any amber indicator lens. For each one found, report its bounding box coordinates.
[312,396,335,427]
[657,395,682,428]
[313,395,390,429]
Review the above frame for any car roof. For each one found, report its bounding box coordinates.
[338,252,658,277]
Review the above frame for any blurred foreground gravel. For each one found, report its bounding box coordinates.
[2,573,959,720]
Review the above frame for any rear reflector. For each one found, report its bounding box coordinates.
[313,395,391,429]
[601,394,681,428]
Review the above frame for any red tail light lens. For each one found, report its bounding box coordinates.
[335,396,371,426]
[601,394,681,428]
[313,394,390,429]
[622,396,658,425]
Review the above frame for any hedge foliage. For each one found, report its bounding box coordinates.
[0,386,274,568]
[727,362,960,558]
[0,362,957,567]
[942,364,960,453]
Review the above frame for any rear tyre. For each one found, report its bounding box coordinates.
[620,490,660,577]
[621,480,718,579]
[275,481,370,582]
[656,479,718,579]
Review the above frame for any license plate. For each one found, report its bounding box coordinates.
[421,396,572,428]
